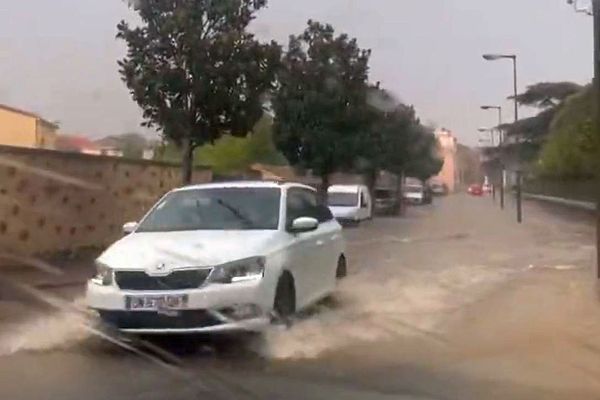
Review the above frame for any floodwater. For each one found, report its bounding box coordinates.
[0,195,599,399]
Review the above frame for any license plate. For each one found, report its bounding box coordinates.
[126,295,188,311]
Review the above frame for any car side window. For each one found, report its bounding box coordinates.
[360,192,367,208]
[317,204,334,222]
[286,188,320,226]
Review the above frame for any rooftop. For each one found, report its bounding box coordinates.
[0,103,58,129]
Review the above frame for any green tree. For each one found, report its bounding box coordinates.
[404,125,443,182]
[196,116,286,174]
[361,87,442,190]
[154,116,287,174]
[538,85,600,178]
[117,0,281,183]
[272,20,372,199]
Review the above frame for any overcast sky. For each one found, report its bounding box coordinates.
[0,0,593,146]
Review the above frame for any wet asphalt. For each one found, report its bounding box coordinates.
[0,193,598,400]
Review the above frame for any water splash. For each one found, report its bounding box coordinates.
[0,298,90,356]
[259,264,511,359]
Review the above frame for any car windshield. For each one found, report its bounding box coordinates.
[328,192,359,207]
[136,187,280,232]
[405,185,423,193]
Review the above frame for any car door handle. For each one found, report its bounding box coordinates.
[315,240,325,246]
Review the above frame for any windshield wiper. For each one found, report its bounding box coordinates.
[213,198,256,228]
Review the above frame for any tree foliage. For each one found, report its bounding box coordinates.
[117,0,281,183]
[537,85,600,178]
[196,115,287,174]
[512,82,583,108]
[154,116,286,174]
[272,20,372,195]
[361,87,443,186]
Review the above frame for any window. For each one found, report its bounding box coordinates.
[360,192,367,208]
[328,192,359,207]
[317,204,334,222]
[286,187,319,226]
[287,187,334,225]
[136,187,281,232]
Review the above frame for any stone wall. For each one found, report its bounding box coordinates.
[0,145,211,256]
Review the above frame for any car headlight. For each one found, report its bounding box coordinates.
[207,257,265,284]
[91,261,113,286]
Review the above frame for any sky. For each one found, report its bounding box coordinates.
[0,0,594,146]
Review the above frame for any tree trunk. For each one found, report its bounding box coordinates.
[365,168,377,198]
[181,136,194,185]
[397,170,405,216]
[318,173,330,205]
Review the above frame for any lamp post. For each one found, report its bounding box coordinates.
[480,105,503,143]
[481,105,503,206]
[483,53,522,223]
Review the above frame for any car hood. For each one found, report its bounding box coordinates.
[97,230,281,270]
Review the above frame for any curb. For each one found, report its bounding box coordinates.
[523,193,596,211]
[34,280,87,290]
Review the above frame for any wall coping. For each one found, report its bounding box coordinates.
[0,144,211,171]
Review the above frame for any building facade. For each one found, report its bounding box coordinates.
[0,104,58,149]
[433,128,459,192]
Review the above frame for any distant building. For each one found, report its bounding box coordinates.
[0,103,58,149]
[142,147,155,160]
[55,135,102,155]
[433,128,459,192]
[93,137,125,157]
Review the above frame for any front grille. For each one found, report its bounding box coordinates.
[115,269,211,291]
[98,310,222,330]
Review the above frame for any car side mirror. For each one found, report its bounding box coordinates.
[122,221,138,234]
[288,217,319,233]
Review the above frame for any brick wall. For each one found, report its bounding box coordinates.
[0,145,211,256]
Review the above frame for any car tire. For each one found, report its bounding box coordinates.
[273,273,296,325]
[336,255,347,279]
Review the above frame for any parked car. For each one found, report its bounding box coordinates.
[327,184,372,224]
[86,181,347,334]
[403,182,432,205]
[374,188,400,215]
[467,184,483,196]
[430,182,448,196]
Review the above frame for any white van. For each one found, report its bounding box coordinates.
[327,184,372,224]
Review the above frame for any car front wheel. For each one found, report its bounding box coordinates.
[336,255,347,279]
[272,273,296,324]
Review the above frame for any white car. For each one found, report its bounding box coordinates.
[327,184,373,224]
[86,181,346,334]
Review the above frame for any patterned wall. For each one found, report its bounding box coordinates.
[0,145,211,256]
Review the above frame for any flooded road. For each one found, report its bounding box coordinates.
[1,194,599,399]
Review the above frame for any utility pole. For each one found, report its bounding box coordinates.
[568,0,600,278]
[594,0,600,278]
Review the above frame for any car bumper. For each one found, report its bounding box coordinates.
[87,280,271,334]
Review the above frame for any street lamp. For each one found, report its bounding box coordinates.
[480,105,503,144]
[482,54,518,122]
[477,127,496,147]
[483,52,521,222]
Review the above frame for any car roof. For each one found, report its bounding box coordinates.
[328,184,364,193]
[173,180,316,192]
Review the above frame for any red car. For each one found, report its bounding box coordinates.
[468,184,483,196]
